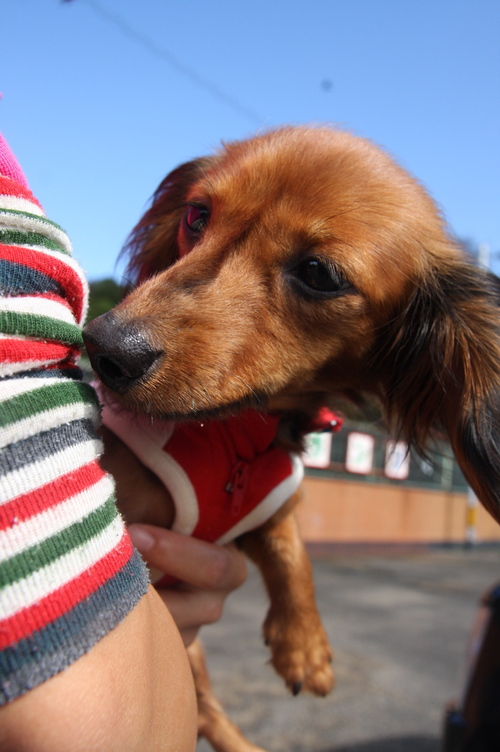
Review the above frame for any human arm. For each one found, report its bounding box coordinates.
[0,133,197,751]
[0,587,197,752]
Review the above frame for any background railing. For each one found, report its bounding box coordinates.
[304,419,468,494]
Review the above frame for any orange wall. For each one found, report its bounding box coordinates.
[296,476,500,544]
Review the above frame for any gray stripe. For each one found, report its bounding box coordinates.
[0,259,64,297]
[0,551,149,704]
[0,418,98,475]
[0,367,83,381]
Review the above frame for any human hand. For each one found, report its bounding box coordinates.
[128,525,247,646]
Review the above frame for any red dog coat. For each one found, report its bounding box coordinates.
[101,403,304,547]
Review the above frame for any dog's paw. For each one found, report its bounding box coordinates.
[263,609,334,697]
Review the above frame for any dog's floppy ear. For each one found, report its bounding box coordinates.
[374,263,500,524]
[122,156,218,285]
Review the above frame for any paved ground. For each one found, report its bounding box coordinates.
[196,545,500,752]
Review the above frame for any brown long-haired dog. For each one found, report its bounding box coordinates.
[84,126,500,752]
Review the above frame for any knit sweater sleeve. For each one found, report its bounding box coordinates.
[0,136,149,705]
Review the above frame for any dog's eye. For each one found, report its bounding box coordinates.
[184,204,210,235]
[290,257,351,297]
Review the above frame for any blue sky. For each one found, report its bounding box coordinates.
[2,0,499,280]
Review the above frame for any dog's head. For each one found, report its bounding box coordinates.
[83,126,500,521]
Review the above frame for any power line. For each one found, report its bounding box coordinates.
[68,0,263,126]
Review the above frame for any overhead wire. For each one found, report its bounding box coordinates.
[70,0,263,126]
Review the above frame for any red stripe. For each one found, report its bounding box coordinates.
[0,532,134,648]
[0,244,85,322]
[0,461,107,531]
[0,339,78,364]
[29,291,73,313]
[0,176,43,210]
[37,362,81,375]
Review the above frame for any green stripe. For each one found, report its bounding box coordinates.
[0,229,68,255]
[0,208,67,236]
[0,495,119,589]
[0,381,99,429]
[0,310,83,346]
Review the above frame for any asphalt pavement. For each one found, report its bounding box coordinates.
[196,545,500,752]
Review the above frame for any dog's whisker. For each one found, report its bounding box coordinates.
[324,205,361,222]
[229,374,263,405]
[119,274,137,292]
[193,381,216,413]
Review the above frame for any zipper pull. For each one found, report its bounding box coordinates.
[226,460,250,516]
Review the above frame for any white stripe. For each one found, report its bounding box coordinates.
[0,516,125,620]
[0,210,73,255]
[0,199,45,216]
[0,475,114,563]
[216,454,305,545]
[0,295,77,326]
[0,400,100,450]
[0,331,31,340]
[0,358,62,378]
[0,376,63,400]
[0,439,103,504]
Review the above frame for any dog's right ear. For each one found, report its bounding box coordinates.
[374,263,500,525]
[122,156,218,285]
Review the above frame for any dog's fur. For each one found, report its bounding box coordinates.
[84,126,500,752]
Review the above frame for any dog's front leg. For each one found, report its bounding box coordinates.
[188,638,269,752]
[239,500,334,697]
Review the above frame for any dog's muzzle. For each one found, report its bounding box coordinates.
[83,312,162,394]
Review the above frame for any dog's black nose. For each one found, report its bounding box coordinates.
[83,312,161,394]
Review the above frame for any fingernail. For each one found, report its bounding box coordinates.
[129,525,155,552]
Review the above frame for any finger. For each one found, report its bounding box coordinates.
[177,627,198,648]
[159,588,225,634]
[128,524,247,591]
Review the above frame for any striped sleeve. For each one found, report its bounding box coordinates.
[0,164,149,704]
